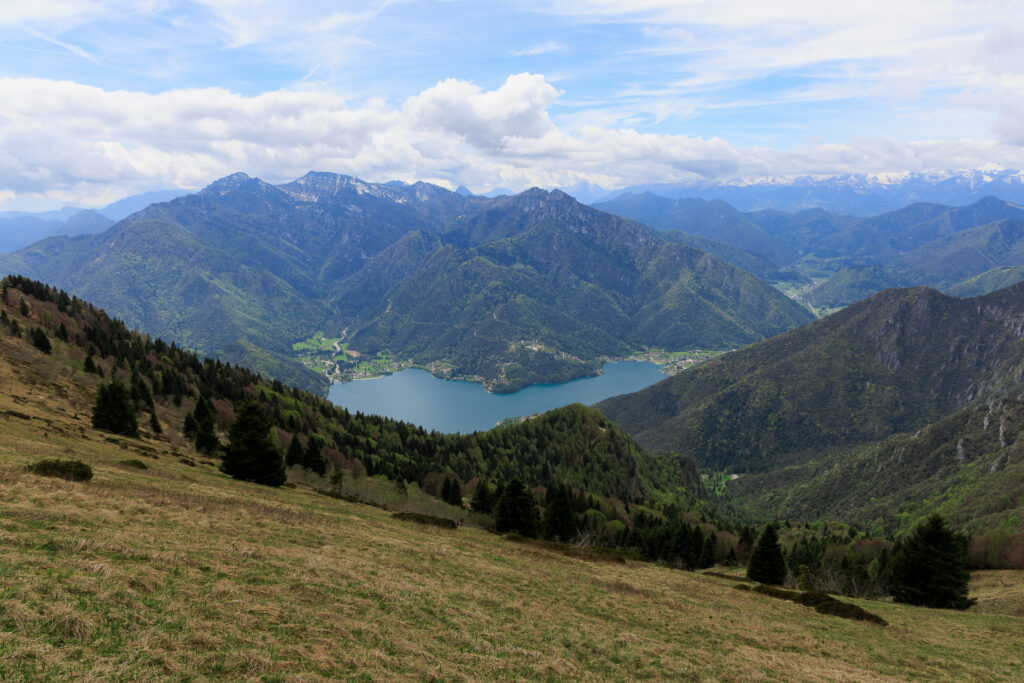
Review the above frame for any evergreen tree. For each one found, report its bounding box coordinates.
[542,483,578,542]
[724,545,738,567]
[470,480,493,513]
[747,524,786,585]
[183,412,198,441]
[84,353,98,374]
[494,479,540,537]
[221,401,286,486]
[698,531,716,569]
[441,476,462,506]
[131,372,154,410]
[91,381,139,437]
[887,514,976,609]
[737,526,756,565]
[149,409,162,435]
[191,396,219,454]
[31,327,51,354]
[285,433,304,468]
[303,434,328,476]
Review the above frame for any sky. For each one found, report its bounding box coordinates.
[1,0,1022,210]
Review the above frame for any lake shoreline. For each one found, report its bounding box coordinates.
[326,360,674,433]
[326,348,726,395]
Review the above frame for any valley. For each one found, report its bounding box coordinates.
[8,4,1024,679]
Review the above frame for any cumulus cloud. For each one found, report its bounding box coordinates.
[1,72,1023,209]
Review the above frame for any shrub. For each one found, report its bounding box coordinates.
[737,583,887,626]
[118,459,149,470]
[25,459,93,482]
[392,512,458,529]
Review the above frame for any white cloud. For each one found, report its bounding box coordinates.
[1,72,1023,210]
[510,41,567,57]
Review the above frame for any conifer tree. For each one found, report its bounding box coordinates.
[441,476,462,506]
[542,483,578,542]
[221,401,285,487]
[285,433,304,468]
[494,478,540,537]
[191,396,219,454]
[303,434,328,476]
[149,409,162,435]
[747,524,786,585]
[699,532,717,569]
[31,327,51,354]
[470,480,493,513]
[887,514,976,609]
[91,381,139,437]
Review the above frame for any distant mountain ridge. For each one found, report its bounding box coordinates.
[597,192,1024,306]
[0,189,185,254]
[594,169,1024,215]
[0,172,813,394]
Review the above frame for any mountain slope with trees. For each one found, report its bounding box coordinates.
[597,283,1024,536]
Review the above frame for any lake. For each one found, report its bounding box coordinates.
[327,361,665,433]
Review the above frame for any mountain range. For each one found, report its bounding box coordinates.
[0,172,813,394]
[596,192,1024,309]
[584,169,1024,215]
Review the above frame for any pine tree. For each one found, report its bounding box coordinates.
[84,353,97,374]
[191,396,219,454]
[285,433,304,468]
[31,327,51,354]
[542,483,578,542]
[494,479,540,537]
[149,409,162,435]
[887,514,976,609]
[91,381,139,437]
[441,476,462,506]
[221,401,286,487]
[470,480,493,513]
[303,434,327,476]
[698,532,717,569]
[747,524,786,585]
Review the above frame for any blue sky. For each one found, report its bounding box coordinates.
[0,1,1021,209]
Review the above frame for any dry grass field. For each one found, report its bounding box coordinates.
[0,385,1022,681]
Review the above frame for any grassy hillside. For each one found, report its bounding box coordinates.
[2,392,1023,680]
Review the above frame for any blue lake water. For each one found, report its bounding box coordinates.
[327,361,666,433]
